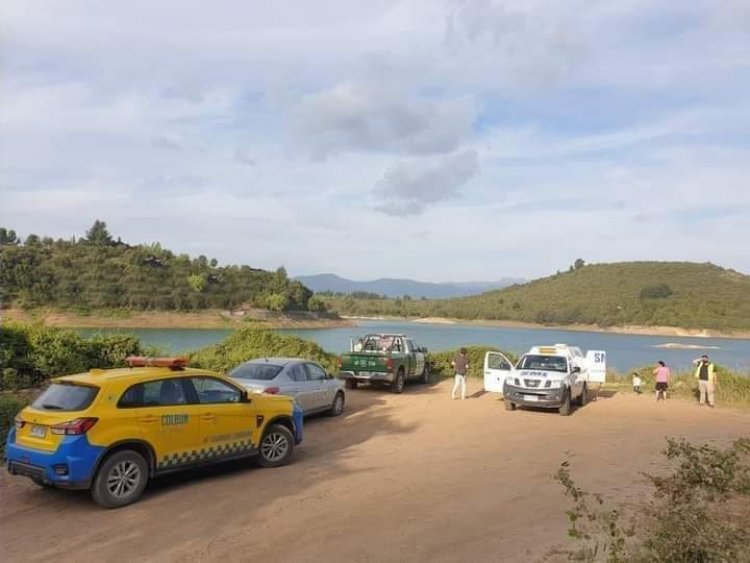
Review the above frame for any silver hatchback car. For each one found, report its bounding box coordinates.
[228,358,345,417]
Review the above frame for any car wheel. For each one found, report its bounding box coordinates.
[391,369,405,394]
[420,363,431,384]
[329,391,345,417]
[91,450,148,509]
[504,398,516,411]
[559,389,572,416]
[577,384,588,407]
[258,424,294,468]
[345,380,358,390]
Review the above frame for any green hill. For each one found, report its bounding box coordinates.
[324,262,750,331]
[0,222,316,312]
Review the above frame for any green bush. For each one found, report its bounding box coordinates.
[554,438,750,562]
[190,327,336,373]
[0,323,145,389]
[429,346,518,380]
[0,394,28,454]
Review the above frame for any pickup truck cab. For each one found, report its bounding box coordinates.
[483,344,606,415]
[337,334,430,393]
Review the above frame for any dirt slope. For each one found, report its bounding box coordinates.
[2,382,748,562]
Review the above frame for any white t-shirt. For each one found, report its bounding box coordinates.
[632,375,642,387]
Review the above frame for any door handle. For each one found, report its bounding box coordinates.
[200,414,216,421]
[140,415,158,423]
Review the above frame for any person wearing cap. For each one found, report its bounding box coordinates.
[693,354,717,407]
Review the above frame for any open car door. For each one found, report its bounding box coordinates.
[483,351,515,393]
[585,350,607,383]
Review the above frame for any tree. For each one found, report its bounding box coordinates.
[574,258,586,270]
[187,273,207,293]
[25,234,41,246]
[640,283,674,299]
[85,220,113,246]
[0,228,19,246]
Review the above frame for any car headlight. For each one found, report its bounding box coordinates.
[548,380,562,389]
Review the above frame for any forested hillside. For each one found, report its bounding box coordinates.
[0,222,317,312]
[323,262,750,331]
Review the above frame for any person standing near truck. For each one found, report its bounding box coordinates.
[451,347,469,400]
[653,361,670,402]
[693,354,717,408]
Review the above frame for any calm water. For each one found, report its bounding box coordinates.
[78,320,750,373]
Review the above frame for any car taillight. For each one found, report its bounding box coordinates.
[263,387,280,395]
[385,358,394,370]
[14,416,25,429]
[50,418,98,436]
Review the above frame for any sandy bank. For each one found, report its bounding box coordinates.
[1,308,354,330]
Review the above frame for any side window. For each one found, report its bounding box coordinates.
[118,379,189,408]
[393,338,403,352]
[406,339,415,353]
[288,365,307,382]
[190,377,241,404]
[305,363,327,382]
[488,354,512,370]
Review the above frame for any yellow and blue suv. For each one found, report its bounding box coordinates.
[5,357,304,508]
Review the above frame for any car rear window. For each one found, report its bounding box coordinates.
[31,383,99,411]
[229,363,283,381]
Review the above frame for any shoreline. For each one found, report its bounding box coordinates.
[1,308,355,330]
[345,315,750,340]
[3,308,749,340]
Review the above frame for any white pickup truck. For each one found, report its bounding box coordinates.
[483,344,607,416]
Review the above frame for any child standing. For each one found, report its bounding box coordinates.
[632,372,643,394]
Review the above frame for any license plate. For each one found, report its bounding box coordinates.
[30,424,47,438]
[525,395,539,402]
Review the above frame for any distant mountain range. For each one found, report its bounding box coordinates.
[294,273,525,299]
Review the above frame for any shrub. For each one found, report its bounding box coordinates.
[0,394,28,454]
[553,438,750,562]
[429,346,518,380]
[190,327,336,373]
[0,323,145,389]
[639,283,674,299]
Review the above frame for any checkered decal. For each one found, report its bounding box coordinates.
[157,439,255,469]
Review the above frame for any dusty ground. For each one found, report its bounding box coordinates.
[2,381,748,562]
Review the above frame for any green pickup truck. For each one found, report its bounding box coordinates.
[336,333,430,393]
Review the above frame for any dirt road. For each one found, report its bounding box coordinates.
[2,382,748,562]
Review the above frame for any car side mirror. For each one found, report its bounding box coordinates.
[241,389,252,403]
[572,366,581,374]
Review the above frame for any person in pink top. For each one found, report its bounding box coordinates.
[653,360,671,402]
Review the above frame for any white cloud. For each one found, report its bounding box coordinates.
[0,0,749,280]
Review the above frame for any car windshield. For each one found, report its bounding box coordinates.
[229,363,284,381]
[518,355,568,373]
[31,383,99,411]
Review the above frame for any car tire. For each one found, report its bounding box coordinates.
[577,384,588,407]
[559,389,572,416]
[420,363,431,384]
[91,450,148,509]
[258,424,294,468]
[328,391,345,417]
[345,380,358,390]
[391,369,405,394]
[504,399,516,411]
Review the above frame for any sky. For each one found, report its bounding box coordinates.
[1,0,749,282]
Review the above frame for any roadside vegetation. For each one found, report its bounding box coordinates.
[322,261,750,331]
[189,327,336,373]
[606,365,750,406]
[0,223,318,313]
[551,438,750,562]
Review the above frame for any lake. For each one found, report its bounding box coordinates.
[78,320,750,373]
